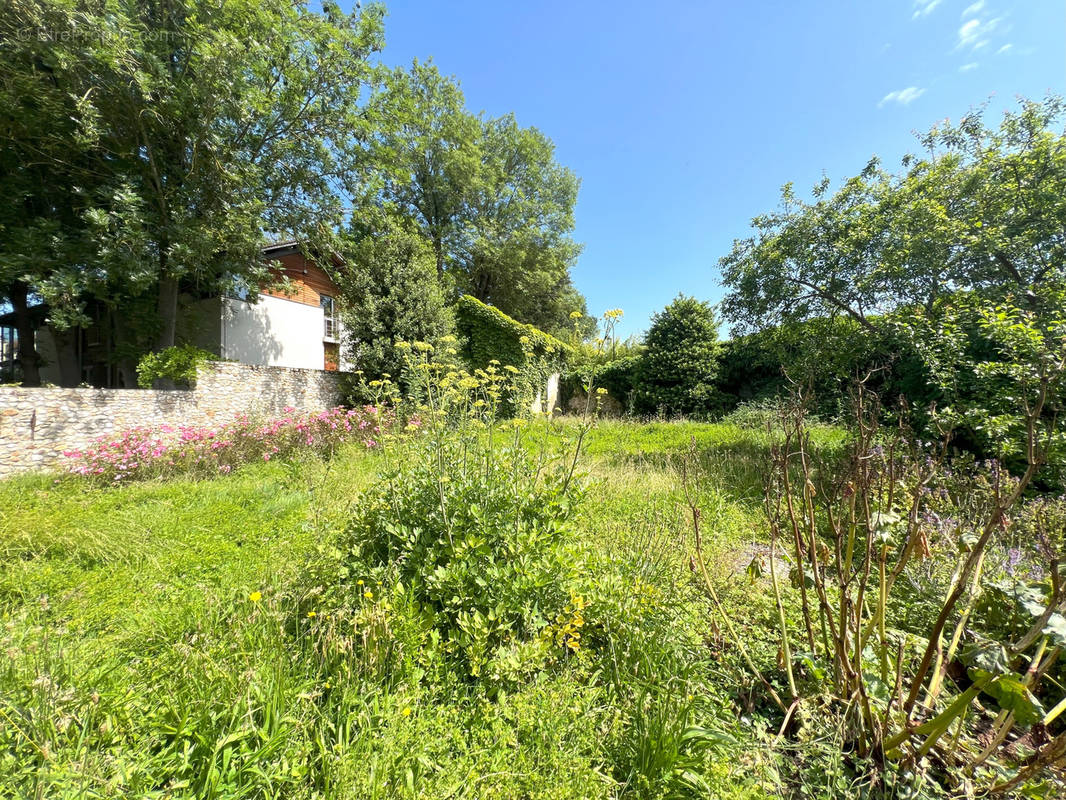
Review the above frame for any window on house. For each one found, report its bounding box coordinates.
[321,294,337,340]
[0,325,17,383]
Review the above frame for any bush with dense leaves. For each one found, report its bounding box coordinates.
[339,226,455,385]
[136,344,216,388]
[331,351,588,684]
[634,295,724,417]
[455,295,572,416]
[341,430,584,682]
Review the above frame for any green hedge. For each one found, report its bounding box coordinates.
[455,296,571,411]
[559,355,640,413]
[456,296,571,368]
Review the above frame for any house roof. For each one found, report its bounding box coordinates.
[262,239,345,265]
[260,240,302,257]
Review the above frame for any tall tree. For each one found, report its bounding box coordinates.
[1,0,384,384]
[360,61,585,332]
[719,96,1066,466]
[720,96,1066,335]
[339,220,455,382]
[363,60,481,281]
[0,2,107,385]
[464,114,583,334]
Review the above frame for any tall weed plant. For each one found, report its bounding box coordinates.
[321,337,593,686]
[685,369,1066,796]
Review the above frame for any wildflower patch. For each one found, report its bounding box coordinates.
[63,406,390,483]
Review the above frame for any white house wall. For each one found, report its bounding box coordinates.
[221,295,325,370]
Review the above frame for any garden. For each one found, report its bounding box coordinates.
[1,320,1064,797]
[2,4,1065,791]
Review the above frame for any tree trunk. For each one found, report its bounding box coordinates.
[111,310,139,388]
[473,266,493,303]
[10,282,41,387]
[432,237,445,281]
[51,326,82,387]
[156,273,179,350]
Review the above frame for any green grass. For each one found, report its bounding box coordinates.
[0,422,799,799]
[581,418,844,458]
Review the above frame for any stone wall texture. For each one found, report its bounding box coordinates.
[0,362,348,479]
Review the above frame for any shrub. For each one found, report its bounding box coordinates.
[634,295,724,418]
[343,433,583,681]
[136,344,216,388]
[592,354,641,412]
[560,355,640,415]
[339,226,456,383]
[331,347,587,683]
[721,397,789,429]
[63,406,388,483]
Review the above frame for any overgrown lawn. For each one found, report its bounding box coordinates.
[0,423,790,799]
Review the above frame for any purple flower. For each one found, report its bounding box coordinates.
[1006,548,1023,576]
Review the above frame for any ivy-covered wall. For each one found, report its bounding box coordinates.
[455,296,571,412]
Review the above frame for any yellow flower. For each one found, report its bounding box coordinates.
[364,590,374,600]
[248,591,262,603]
[357,579,364,586]
[401,706,412,717]
[307,611,316,618]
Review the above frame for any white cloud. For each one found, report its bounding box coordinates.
[997,43,1013,54]
[879,87,927,107]
[962,1,985,18]
[958,18,981,44]
[959,62,979,71]
[957,16,1001,50]
[912,0,942,19]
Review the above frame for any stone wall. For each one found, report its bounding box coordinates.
[0,362,349,478]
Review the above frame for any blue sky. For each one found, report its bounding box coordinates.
[366,0,1064,338]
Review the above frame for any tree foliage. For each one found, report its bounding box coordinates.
[721,96,1066,334]
[1,0,384,383]
[360,61,585,335]
[720,96,1066,471]
[339,224,455,382]
[2,7,590,386]
[634,295,723,417]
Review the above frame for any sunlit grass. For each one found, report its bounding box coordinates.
[0,421,791,798]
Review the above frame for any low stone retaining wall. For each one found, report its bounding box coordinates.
[0,362,349,478]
